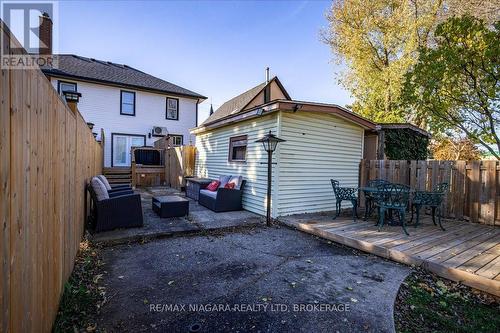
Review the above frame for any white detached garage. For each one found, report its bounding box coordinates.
[191,77,375,218]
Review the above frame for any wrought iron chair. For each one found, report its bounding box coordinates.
[411,182,449,231]
[331,179,358,221]
[377,183,411,235]
[363,179,390,220]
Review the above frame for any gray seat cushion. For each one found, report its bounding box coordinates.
[218,175,232,188]
[200,189,217,199]
[91,177,109,201]
[97,175,112,191]
[228,175,243,190]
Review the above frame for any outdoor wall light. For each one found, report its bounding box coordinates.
[255,130,286,226]
[292,104,303,112]
[62,90,82,103]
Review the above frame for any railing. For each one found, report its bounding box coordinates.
[359,159,500,225]
[1,22,103,332]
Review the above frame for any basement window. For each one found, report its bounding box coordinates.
[228,135,247,162]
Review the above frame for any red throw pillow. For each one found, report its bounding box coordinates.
[206,180,220,191]
[224,182,235,189]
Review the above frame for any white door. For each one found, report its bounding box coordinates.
[113,135,144,166]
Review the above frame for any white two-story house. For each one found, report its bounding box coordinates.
[42,54,206,167]
[38,14,205,168]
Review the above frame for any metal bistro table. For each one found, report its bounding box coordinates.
[360,186,413,227]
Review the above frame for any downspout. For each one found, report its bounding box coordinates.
[272,111,282,218]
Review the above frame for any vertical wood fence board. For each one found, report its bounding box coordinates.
[470,161,481,223]
[0,23,11,333]
[9,67,25,332]
[482,161,497,225]
[455,161,466,219]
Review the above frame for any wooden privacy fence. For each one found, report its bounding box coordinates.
[1,23,103,332]
[154,137,196,189]
[359,159,500,226]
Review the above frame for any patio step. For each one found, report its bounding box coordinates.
[103,167,132,186]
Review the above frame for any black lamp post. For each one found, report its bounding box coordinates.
[255,130,286,226]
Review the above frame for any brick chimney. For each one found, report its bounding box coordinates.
[39,12,52,55]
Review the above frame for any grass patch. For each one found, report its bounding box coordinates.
[395,268,499,333]
[53,238,106,332]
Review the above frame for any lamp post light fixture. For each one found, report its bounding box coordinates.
[255,130,286,226]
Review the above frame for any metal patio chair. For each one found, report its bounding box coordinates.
[363,179,390,221]
[331,179,358,221]
[411,182,449,231]
[377,183,411,235]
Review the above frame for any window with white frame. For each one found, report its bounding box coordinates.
[170,135,183,146]
[58,80,77,95]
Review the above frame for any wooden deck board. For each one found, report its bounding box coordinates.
[429,230,499,264]
[283,216,500,296]
[459,244,500,274]
[411,225,489,259]
[475,256,500,279]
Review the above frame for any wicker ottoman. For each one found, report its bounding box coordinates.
[152,195,189,218]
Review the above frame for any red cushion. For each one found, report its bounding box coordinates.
[206,180,220,191]
[224,182,235,189]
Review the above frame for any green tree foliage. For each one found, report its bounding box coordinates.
[324,0,443,124]
[403,16,500,159]
[384,129,429,160]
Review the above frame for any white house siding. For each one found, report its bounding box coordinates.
[50,78,199,167]
[194,114,278,216]
[277,111,364,216]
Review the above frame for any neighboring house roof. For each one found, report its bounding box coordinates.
[41,54,206,100]
[192,99,377,134]
[376,123,431,137]
[202,76,291,125]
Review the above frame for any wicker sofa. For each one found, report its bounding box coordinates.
[198,175,246,212]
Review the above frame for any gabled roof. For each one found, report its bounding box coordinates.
[41,54,206,100]
[192,99,377,134]
[202,76,290,125]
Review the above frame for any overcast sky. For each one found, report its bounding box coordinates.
[53,0,352,123]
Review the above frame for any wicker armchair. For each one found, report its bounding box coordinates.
[87,183,143,232]
[331,179,358,221]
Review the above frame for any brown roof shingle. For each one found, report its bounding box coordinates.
[201,81,266,125]
[41,54,206,99]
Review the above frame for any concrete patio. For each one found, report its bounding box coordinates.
[91,187,264,244]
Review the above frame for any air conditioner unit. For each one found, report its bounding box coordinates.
[152,126,168,137]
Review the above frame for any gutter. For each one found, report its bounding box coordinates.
[190,100,377,134]
[42,71,208,101]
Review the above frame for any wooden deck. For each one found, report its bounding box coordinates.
[282,214,500,296]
